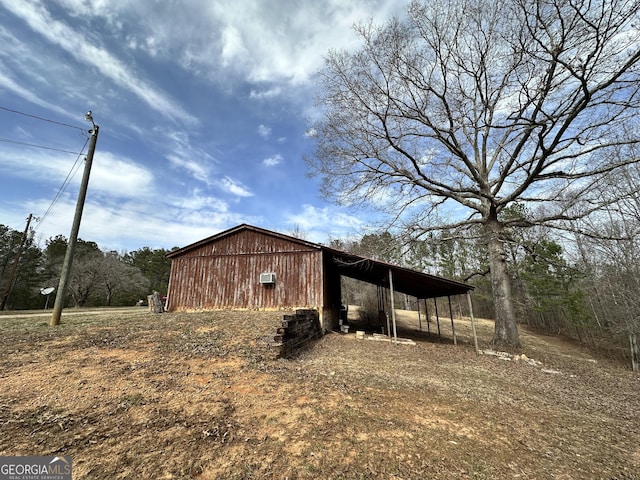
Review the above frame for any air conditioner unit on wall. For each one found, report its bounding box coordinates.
[259,272,276,284]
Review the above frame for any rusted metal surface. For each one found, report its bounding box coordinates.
[167,228,324,311]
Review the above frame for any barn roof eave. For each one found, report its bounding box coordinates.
[322,247,474,298]
[166,223,474,298]
[166,223,323,259]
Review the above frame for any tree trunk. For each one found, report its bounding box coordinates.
[148,291,164,314]
[630,334,639,372]
[486,216,521,348]
[105,286,113,307]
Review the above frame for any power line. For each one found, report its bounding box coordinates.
[36,135,90,229]
[0,106,96,234]
[0,137,85,155]
[0,105,86,132]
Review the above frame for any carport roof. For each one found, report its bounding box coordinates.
[168,224,473,299]
[322,246,473,299]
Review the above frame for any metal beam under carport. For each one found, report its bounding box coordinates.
[388,267,398,341]
[415,295,454,344]
[388,269,478,349]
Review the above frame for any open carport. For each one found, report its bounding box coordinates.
[321,246,477,349]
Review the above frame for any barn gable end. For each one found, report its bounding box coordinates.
[166,225,327,316]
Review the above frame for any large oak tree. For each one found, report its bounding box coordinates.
[307,0,640,346]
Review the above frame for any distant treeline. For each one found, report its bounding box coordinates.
[0,225,174,310]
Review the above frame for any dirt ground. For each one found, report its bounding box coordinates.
[0,307,638,479]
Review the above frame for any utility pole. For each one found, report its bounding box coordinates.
[50,112,99,326]
[0,213,34,311]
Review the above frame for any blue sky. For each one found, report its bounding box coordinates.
[0,0,407,252]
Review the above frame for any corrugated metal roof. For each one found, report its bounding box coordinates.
[168,224,473,299]
[322,246,473,298]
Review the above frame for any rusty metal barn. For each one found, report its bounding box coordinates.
[166,224,474,333]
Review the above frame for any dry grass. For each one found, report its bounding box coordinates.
[0,307,638,479]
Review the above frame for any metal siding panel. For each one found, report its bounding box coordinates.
[167,229,325,311]
[180,229,317,258]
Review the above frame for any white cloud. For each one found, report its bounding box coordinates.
[0,146,153,198]
[0,70,63,116]
[167,154,212,185]
[24,195,231,252]
[0,26,75,119]
[0,0,197,125]
[144,35,160,57]
[163,130,218,185]
[258,124,271,139]
[199,0,406,85]
[43,0,408,89]
[90,152,154,197]
[221,176,253,197]
[54,0,118,17]
[263,154,283,167]
[12,182,249,252]
[177,190,228,212]
[220,24,249,67]
[291,204,364,229]
[249,87,283,100]
[285,204,366,243]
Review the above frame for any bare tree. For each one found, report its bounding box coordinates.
[569,163,640,368]
[100,251,149,306]
[307,0,640,347]
[67,253,102,307]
